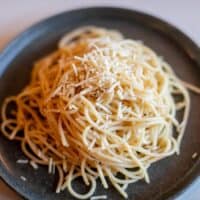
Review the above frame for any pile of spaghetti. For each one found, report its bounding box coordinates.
[1,27,191,199]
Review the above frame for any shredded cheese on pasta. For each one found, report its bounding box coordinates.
[1,26,200,199]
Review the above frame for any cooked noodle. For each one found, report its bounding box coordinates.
[1,26,200,199]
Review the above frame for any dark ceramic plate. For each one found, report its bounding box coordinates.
[0,7,199,200]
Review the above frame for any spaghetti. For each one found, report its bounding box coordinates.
[1,26,199,199]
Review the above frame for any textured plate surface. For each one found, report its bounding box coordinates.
[0,7,199,200]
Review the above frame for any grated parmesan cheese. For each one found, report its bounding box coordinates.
[16,159,29,164]
[20,176,27,181]
[91,195,107,200]
[30,161,38,169]
[192,152,198,159]
[48,158,53,174]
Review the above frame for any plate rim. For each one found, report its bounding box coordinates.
[0,6,199,200]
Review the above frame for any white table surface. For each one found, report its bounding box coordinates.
[0,0,199,199]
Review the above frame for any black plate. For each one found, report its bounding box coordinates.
[0,7,199,200]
